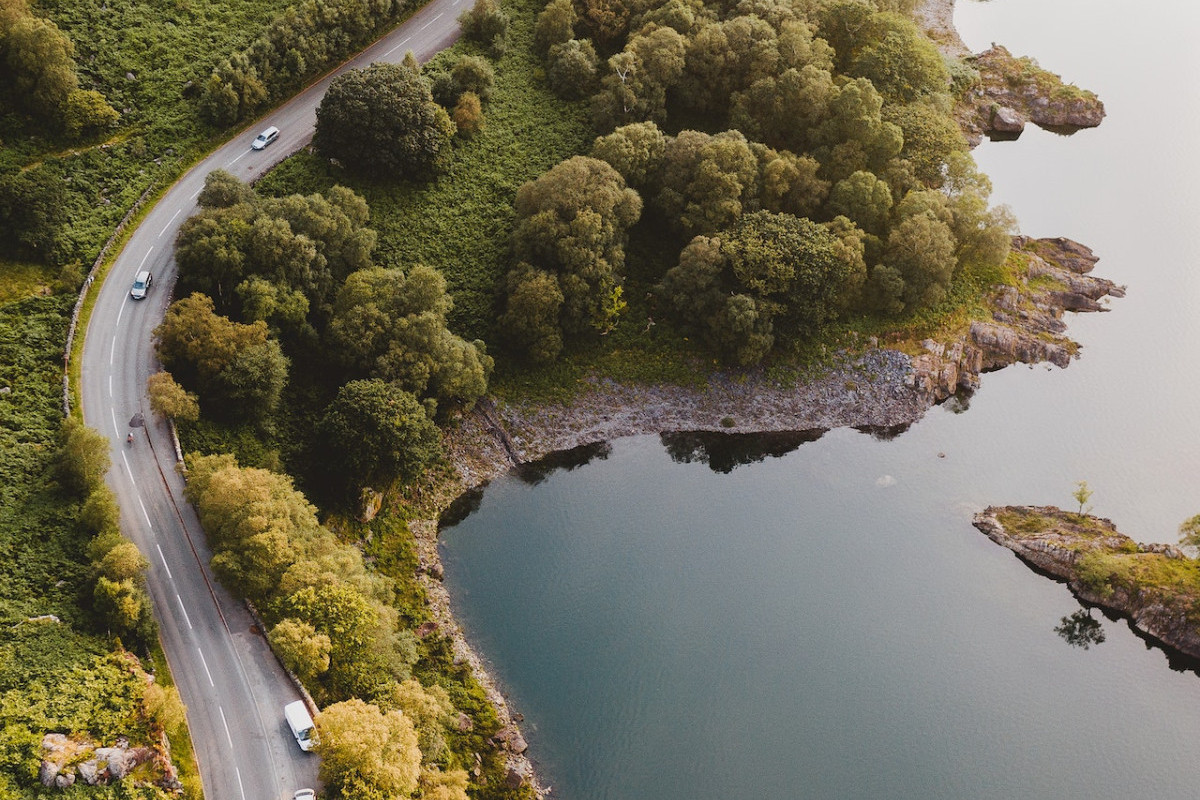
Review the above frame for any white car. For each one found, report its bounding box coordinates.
[251,126,280,150]
[130,270,152,300]
[293,791,315,800]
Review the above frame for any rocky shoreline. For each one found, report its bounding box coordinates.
[431,235,1122,492]
[403,2,1121,795]
[973,507,1200,661]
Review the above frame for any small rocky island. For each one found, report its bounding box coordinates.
[974,507,1200,660]
[956,45,1106,144]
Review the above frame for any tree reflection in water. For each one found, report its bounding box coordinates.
[660,429,826,473]
[1054,608,1106,650]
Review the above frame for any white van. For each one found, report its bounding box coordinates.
[284,701,316,752]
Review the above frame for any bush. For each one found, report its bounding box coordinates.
[62,89,120,139]
[452,91,485,137]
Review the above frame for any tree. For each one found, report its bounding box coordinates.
[329,266,492,411]
[756,146,829,219]
[191,463,314,602]
[863,263,905,316]
[576,0,630,49]
[730,65,835,155]
[287,584,387,699]
[656,129,758,237]
[825,170,893,236]
[534,0,576,54]
[269,618,332,684]
[882,210,957,311]
[547,39,599,100]
[96,540,148,583]
[660,212,861,364]
[93,576,155,645]
[55,418,110,497]
[450,55,494,103]
[80,485,120,537]
[147,371,200,423]
[154,293,289,420]
[498,264,565,363]
[722,210,861,339]
[458,0,509,55]
[817,0,876,74]
[590,26,686,130]
[419,768,470,800]
[504,156,642,355]
[590,121,666,191]
[314,62,456,181]
[1072,480,1094,517]
[1179,514,1200,550]
[174,207,254,309]
[197,169,255,209]
[383,679,454,762]
[810,77,903,182]
[941,152,1014,273]
[317,699,423,799]
[678,16,780,117]
[847,13,948,102]
[218,337,289,415]
[3,15,77,117]
[883,100,967,187]
[318,379,442,490]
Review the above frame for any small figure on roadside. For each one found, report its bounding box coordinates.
[127,431,134,445]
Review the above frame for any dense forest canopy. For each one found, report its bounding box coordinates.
[498,0,1012,364]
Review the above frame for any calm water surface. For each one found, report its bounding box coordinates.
[441,2,1200,798]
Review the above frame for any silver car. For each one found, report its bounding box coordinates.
[251,126,280,150]
[130,270,152,300]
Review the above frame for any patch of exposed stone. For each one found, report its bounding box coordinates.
[908,236,1124,399]
[955,44,1106,146]
[973,506,1200,660]
[39,732,181,793]
[915,0,969,57]
[408,517,538,794]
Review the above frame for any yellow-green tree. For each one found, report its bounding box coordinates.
[317,699,422,799]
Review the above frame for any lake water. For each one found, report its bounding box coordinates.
[440,1,1200,798]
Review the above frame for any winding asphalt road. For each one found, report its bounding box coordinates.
[80,5,463,798]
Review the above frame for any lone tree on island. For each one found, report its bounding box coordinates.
[1072,480,1094,517]
[314,62,455,181]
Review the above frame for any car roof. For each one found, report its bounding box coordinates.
[259,126,279,136]
[135,270,151,280]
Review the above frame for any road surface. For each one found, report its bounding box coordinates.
[79,4,464,798]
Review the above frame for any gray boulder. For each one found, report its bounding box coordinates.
[990,105,1026,134]
[78,759,100,785]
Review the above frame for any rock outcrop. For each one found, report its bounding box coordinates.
[973,506,1200,661]
[905,236,1124,404]
[956,45,1106,145]
[40,732,180,792]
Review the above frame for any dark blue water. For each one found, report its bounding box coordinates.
[441,2,1200,798]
